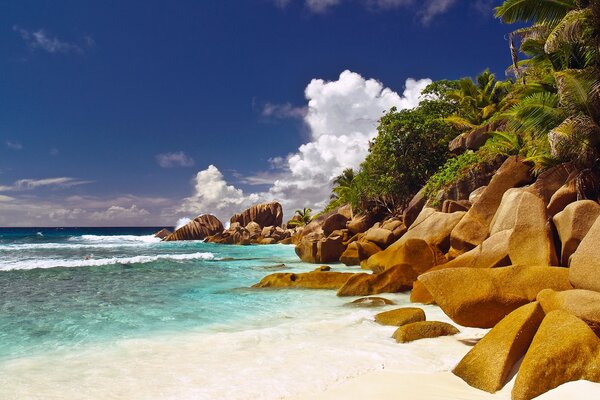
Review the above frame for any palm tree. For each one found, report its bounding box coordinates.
[288,208,313,227]
[330,168,355,200]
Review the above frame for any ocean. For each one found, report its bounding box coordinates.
[0,227,480,399]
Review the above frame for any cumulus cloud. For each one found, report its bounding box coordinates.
[176,165,261,222]
[13,25,93,54]
[90,205,150,221]
[156,151,195,168]
[0,177,92,192]
[175,70,431,223]
[6,140,23,150]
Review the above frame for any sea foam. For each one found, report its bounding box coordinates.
[0,252,215,271]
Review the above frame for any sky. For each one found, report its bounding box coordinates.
[0,0,515,227]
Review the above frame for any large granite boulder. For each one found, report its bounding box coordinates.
[537,289,600,333]
[489,188,526,235]
[337,264,416,296]
[365,238,446,275]
[392,321,459,343]
[163,214,224,241]
[410,230,512,304]
[512,310,600,400]
[252,271,354,290]
[245,221,262,238]
[525,163,575,205]
[508,192,558,266]
[569,213,600,292]
[375,307,426,327]
[230,201,283,228]
[154,228,172,239]
[346,214,375,235]
[364,227,396,249]
[553,200,600,266]
[402,188,426,228]
[418,265,572,328]
[547,176,578,217]
[339,241,381,266]
[322,212,350,237]
[453,302,545,393]
[449,156,532,254]
[294,233,346,263]
[365,208,463,271]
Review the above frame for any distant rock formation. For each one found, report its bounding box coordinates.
[154,228,172,239]
[163,214,223,241]
[230,201,283,228]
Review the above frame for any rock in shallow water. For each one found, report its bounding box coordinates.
[347,297,396,307]
[252,271,354,290]
[375,307,425,327]
[392,321,459,343]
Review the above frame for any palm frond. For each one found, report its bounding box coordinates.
[545,8,595,53]
[443,116,477,130]
[554,68,597,116]
[505,92,564,136]
[548,114,600,165]
[495,0,577,26]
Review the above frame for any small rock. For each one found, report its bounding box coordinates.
[375,307,426,326]
[348,297,396,307]
[392,321,459,343]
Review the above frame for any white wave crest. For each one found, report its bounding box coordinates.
[69,235,161,244]
[0,252,215,271]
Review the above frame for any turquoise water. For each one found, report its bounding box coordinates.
[0,228,476,399]
[0,228,328,361]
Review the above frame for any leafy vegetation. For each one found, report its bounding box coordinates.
[287,208,313,227]
[322,0,600,215]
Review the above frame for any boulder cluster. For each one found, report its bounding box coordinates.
[253,156,600,399]
[157,201,297,245]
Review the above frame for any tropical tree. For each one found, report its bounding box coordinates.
[287,208,313,227]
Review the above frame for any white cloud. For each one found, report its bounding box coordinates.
[156,151,195,168]
[174,70,431,223]
[90,205,150,221]
[13,25,93,54]
[261,102,307,119]
[276,0,459,22]
[0,177,92,192]
[176,165,261,222]
[6,140,23,150]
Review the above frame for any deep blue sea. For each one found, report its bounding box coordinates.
[0,227,468,399]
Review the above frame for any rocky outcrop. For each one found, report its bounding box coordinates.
[347,214,376,235]
[154,228,172,239]
[402,188,427,228]
[508,192,558,266]
[374,307,425,326]
[418,265,572,328]
[392,321,459,343]
[337,264,416,296]
[252,271,354,290]
[230,201,283,228]
[537,289,600,333]
[322,213,350,237]
[547,176,578,217]
[569,212,600,292]
[553,200,600,266]
[339,240,381,266]
[449,156,532,254]
[448,121,503,153]
[453,302,545,393]
[294,232,346,263]
[512,310,600,400]
[364,209,462,271]
[163,214,224,241]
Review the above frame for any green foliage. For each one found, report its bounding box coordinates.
[287,208,313,227]
[423,151,485,204]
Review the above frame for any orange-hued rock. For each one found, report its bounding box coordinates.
[337,264,416,297]
[163,214,224,241]
[154,228,172,239]
[525,163,575,205]
[547,177,578,217]
[339,241,381,266]
[348,297,396,307]
[252,271,354,290]
[453,302,545,393]
[449,156,532,254]
[489,188,526,235]
[402,188,426,228]
[553,200,600,266]
[569,213,600,292]
[392,321,459,343]
[537,288,600,333]
[347,214,375,235]
[364,227,395,248]
[418,265,572,328]
[508,192,558,266]
[230,201,283,228]
[364,209,462,271]
[364,238,447,275]
[410,230,512,305]
[375,307,426,326]
[322,213,350,237]
[512,310,600,400]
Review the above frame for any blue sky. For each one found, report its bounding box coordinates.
[1,0,514,226]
